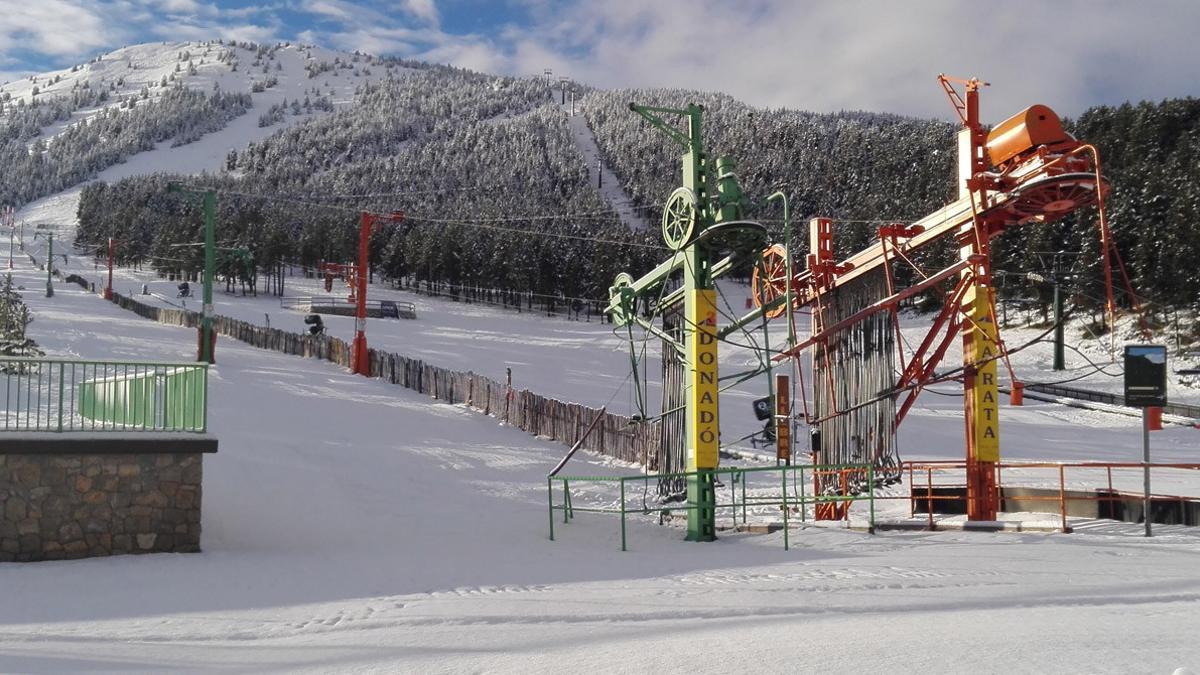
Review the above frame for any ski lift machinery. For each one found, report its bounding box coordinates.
[605,76,1141,539]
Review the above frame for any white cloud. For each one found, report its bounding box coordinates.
[0,0,117,58]
[3,0,1196,120]
[150,20,280,45]
[402,0,439,26]
[417,0,1200,119]
[301,0,357,21]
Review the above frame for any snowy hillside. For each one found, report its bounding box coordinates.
[2,41,394,144]
[6,40,402,236]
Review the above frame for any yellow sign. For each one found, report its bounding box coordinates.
[966,285,1000,462]
[688,288,720,469]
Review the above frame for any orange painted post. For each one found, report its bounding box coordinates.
[1059,464,1067,532]
[1010,381,1023,406]
[927,467,934,530]
[775,374,791,462]
[946,75,1000,522]
[908,463,915,518]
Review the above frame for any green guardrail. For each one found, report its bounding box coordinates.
[548,463,876,551]
[0,357,208,433]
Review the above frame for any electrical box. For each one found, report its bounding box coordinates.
[1124,345,1167,407]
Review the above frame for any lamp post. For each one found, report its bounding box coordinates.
[351,210,404,376]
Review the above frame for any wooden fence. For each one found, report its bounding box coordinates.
[107,292,659,465]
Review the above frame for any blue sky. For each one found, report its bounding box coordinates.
[2,1,1198,119]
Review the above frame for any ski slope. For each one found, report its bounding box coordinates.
[59,250,1200,469]
[563,99,653,231]
[2,228,1200,672]
[10,41,400,240]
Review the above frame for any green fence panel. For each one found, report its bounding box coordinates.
[2,357,207,433]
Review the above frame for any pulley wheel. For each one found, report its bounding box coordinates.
[1001,173,1106,222]
[751,244,790,319]
[661,187,697,250]
[609,272,636,327]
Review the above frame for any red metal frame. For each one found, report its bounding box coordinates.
[759,76,1141,522]
[319,261,355,300]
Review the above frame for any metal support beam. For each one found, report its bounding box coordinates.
[951,76,999,521]
[166,183,217,363]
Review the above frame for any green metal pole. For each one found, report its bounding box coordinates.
[730,469,737,527]
[547,477,555,541]
[45,233,53,298]
[734,470,744,523]
[200,190,216,364]
[799,465,807,522]
[869,464,876,533]
[782,466,789,551]
[682,105,717,543]
[767,192,794,347]
[624,102,726,543]
[56,364,64,432]
[620,478,627,551]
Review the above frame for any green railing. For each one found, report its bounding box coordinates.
[0,357,208,433]
[548,463,876,551]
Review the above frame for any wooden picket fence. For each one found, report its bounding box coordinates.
[107,292,659,465]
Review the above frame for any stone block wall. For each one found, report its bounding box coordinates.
[0,451,205,562]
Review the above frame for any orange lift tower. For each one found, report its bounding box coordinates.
[757,75,1146,524]
[942,75,1000,520]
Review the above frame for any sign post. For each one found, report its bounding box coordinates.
[775,374,791,463]
[1124,344,1167,537]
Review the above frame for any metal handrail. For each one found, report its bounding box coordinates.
[549,462,876,551]
[0,356,203,367]
[1,357,208,433]
[901,459,1200,531]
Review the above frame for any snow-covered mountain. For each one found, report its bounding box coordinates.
[4,40,403,232]
[3,40,395,147]
[5,40,1199,315]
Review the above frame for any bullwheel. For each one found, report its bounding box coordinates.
[751,243,791,319]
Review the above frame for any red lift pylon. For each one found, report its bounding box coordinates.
[350,210,404,376]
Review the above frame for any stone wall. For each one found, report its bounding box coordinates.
[0,449,207,562]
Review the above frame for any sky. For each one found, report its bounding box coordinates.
[1,0,1198,120]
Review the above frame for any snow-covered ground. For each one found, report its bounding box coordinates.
[53,251,1200,467]
[3,233,1200,672]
